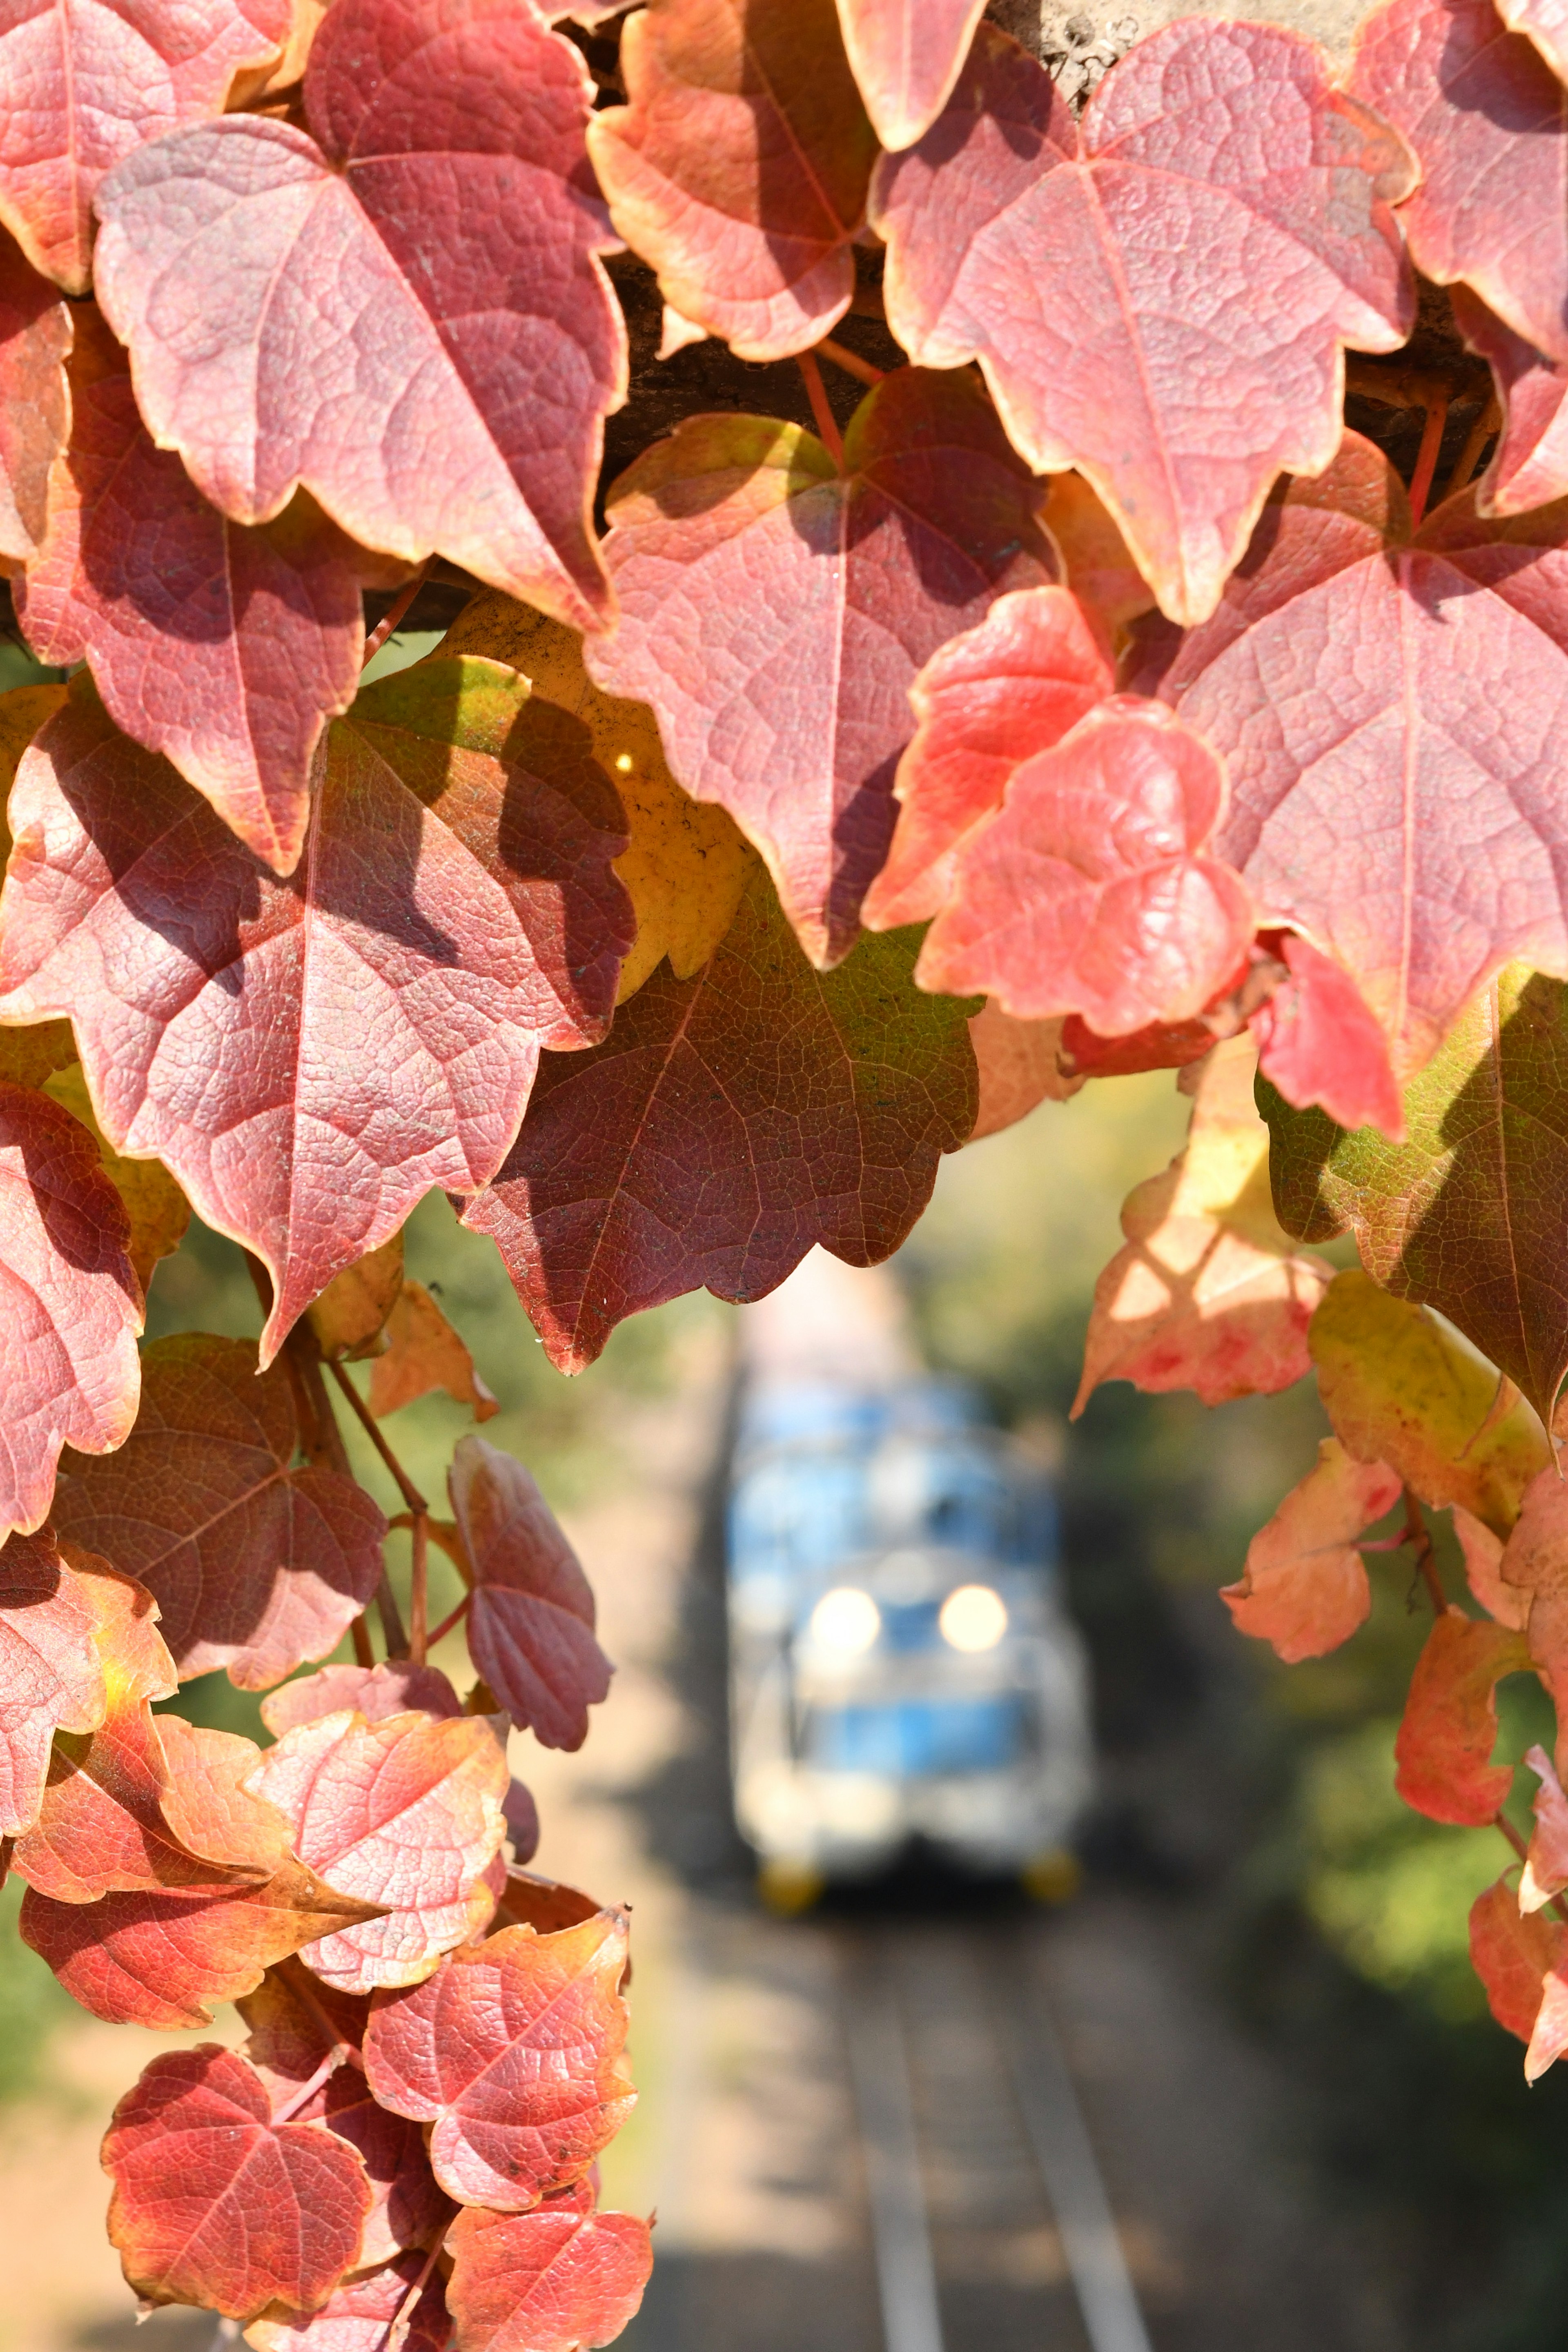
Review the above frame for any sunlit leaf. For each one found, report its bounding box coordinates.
[367,1284,498,1424]
[0,232,70,568]
[1521,1744,1568,1913]
[1220,1436,1402,1662]
[966,1004,1081,1144]
[1393,1611,1532,1827]
[0,1531,114,1837]
[262,1664,464,1740]
[246,2249,451,2352]
[835,0,987,149]
[445,2200,654,2352]
[1469,1876,1560,2042]
[306,1236,406,1365]
[1451,284,1568,520]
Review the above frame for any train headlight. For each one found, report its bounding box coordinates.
[939,1584,1008,1652]
[808,1586,882,1653]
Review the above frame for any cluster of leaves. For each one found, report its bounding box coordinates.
[9,0,1568,2330]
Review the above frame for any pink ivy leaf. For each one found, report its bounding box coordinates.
[16,303,397,876]
[1221,1437,1402,1662]
[262,1664,464,1740]
[861,585,1113,934]
[835,0,987,149]
[0,232,70,570]
[444,2201,654,2352]
[245,1708,510,1993]
[1454,1508,1532,1633]
[0,1530,112,1837]
[1450,283,1568,521]
[50,1335,387,1690]
[1393,1609,1533,1827]
[448,1436,611,1753]
[492,1870,602,1938]
[363,1910,634,2210]
[103,2045,372,2320]
[872,18,1415,624]
[1248,929,1404,1140]
[0,1077,141,1541]
[586,367,1058,966]
[1349,0,1568,364]
[92,0,625,626]
[0,0,289,291]
[1496,0,1568,82]
[0,665,631,1361]
[915,704,1255,1033]
[585,0,878,362]
[966,1004,1082,1143]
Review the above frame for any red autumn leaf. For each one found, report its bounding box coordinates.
[1497,0,1568,81]
[21,1868,383,2029]
[1450,284,1568,521]
[586,0,877,362]
[263,1663,465,1740]
[239,1962,371,2106]
[445,2201,654,2352]
[0,233,70,570]
[1469,1876,1561,2041]
[50,1335,387,1690]
[1393,1610,1532,1827]
[1131,435,1568,1080]
[247,2249,452,2352]
[1527,1962,1568,2082]
[1058,1010,1218,1081]
[493,1870,603,1938]
[1501,1466,1568,1742]
[966,1004,1082,1143]
[0,1076,142,1540]
[1349,0,1568,365]
[0,664,630,1359]
[92,0,624,628]
[245,1707,510,1993]
[1521,1744,1568,1913]
[367,1281,498,1423]
[16,303,394,876]
[835,0,987,149]
[860,585,1113,933]
[0,0,288,292]
[1073,1038,1332,1414]
[916,704,1254,1033]
[586,367,1056,966]
[448,1437,610,1753]
[293,2067,450,2271]
[364,1910,633,2209]
[461,866,977,1372]
[1221,1438,1402,1662]
[1455,1508,1532,1633]
[0,1530,114,1837]
[1248,929,1404,1139]
[103,2044,372,2320]
[503,1782,540,1867]
[871,18,1414,626]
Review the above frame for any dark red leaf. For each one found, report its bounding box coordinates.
[17,303,394,875]
[103,2045,372,2319]
[916,705,1254,1033]
[1349,0,1568,364]
[0,0,289,291]
[0,666,631,1358]
[93,0,624,626]
[295,2067,450,2270]
[50,1335,387,1690]
[872,18,1414,624]
[0,1530,116,1836]
[445,2201,654,2352]
[503,1780,540,1867]
[239,1962,372,2107]
[1058,1011,1217,1080]
[448,1436,610,1753]
[1497,0,1568,80]
[861,586,1112,933]
[0,1076,141,1539]
[1450,283,1568,521]
[364,1910,633,2209]
[835,0,987,149]
[586,0,877,361]
[1394,1610,1533,1826]
[586,367,1057,965]
[461,866,978,1371]
[246,1707,510,1992]
[493,1870,602,1938]
[22,1861,385,2027]
[248,2249,452,2352]
[0,232,70,569]
[1131,436,1568,1080]
[263,1663,465,1739]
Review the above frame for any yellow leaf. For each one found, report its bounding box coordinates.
[368,1281,497,1422]
[0,1017,76,1089]
[307,1231,405,1359]
[439,592,753,1001]
[42,1063,191,1294]
[1310,1268,1551,1537]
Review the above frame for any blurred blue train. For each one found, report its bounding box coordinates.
[726,1369,1094,1904]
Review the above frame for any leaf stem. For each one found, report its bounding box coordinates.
[361,564,430,669]
[815,335,884,388]
[425,1589,472,1649]
[1448,394,1501,497]
[325,1358,430,1664]
[409,1508,429,1668]
[377,2224,453,2352]
[326,1358,428,1515]
[1407,395,1449,529]
[1402,1488,1447,1616]
[797,351,844,464]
